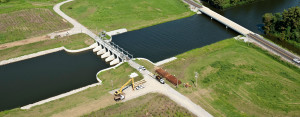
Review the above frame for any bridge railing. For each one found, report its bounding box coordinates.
[96,36,133,61]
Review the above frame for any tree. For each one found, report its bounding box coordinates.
[0,0,9,3]
[262,6,300,44]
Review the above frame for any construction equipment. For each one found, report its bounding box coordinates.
[114,73,138,101]
[184,83,192,88]
[148,72,165,84]
[155,75,165,84]
[155,68,181,86]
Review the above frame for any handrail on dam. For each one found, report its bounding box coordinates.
[95,35,132,61]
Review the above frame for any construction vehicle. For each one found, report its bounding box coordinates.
[114,73,138,101]
[184,83,192,88]
[155,75,165,84]
[148,72,165,84]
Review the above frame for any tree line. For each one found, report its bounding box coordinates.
[202,0,256,9]
[263,6,300,43]
[0,0,9,3]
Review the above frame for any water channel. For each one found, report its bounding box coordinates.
[112,0,300,62]
[0,51,109,111]
[0,0,298,112]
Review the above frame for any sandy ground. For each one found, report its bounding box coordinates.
[0,35,50,50]
[51,94,115,117]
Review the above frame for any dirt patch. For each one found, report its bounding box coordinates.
[84,93,196,117]
[0,35,50,50]
[52,94,115,117]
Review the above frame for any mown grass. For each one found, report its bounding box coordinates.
[134,59,155,72]
[0,0,72,44]
[0,34,94,61]
[0,62,144,117]
[0,0,65,14]
[159,38,300,116]
[61,0,194,32]
[84,93,195,117]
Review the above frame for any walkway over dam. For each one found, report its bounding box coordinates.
[54,0,132,66]
[184,0,300,66]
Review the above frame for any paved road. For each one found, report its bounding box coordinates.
[126,60,212,117]
[53,0,128,60]
[53,0,212,116]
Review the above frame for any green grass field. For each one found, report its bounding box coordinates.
[0,62,144,117]
[0,34,94,61]
[84,93,195,117]
[158,38,300,116]
[61,0,193,32]
[0,0,64,14]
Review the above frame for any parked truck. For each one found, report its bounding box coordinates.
[148,72,165,84]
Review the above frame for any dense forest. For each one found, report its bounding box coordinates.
[202,0,256,9]
[263,7,300,47]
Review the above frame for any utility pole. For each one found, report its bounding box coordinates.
[175,75,178,88]
[111,80,113,90]
[195,72,198,87]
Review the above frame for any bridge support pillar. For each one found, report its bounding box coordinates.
[101,52,110,58]
[93,46,102,52]
[110,58,120,66]
[105,55,115,62]
[97,49,106,55]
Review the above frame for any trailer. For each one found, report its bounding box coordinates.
[155,68,181,86]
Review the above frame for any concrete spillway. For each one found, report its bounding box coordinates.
[105,55,115,62]
[93,46,102,52]
[101,52,110,58]
[97,49,106,55]
[110,58,120,66]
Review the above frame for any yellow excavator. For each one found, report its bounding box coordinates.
[114,73,138,101]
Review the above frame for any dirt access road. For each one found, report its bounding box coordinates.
[0,35,49,50]
[126,60,213,117]
[53,0,212,116]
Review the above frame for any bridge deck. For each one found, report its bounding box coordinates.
[184,0,252,35]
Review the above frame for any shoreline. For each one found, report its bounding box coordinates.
[0,43,97,66]
[135,57,178,66]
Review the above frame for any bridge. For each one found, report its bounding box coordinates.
[184,0,300,66]
[53,0,132,66]
[91,32,133,65]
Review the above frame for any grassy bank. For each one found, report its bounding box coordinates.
[158,39,300,116]
[0,0,71,44]
[0,62,144,117]
[202,0,257,9]
[0,0,65,14]
[0,34,94,61]
[134,59,155,72]
[61,0,194,32]
[84,93,195,117]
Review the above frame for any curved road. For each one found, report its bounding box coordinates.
[53,0,212,116]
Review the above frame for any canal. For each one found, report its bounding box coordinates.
[112,0,299,62]
[0,0,298,112]
[0,51,109,111]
